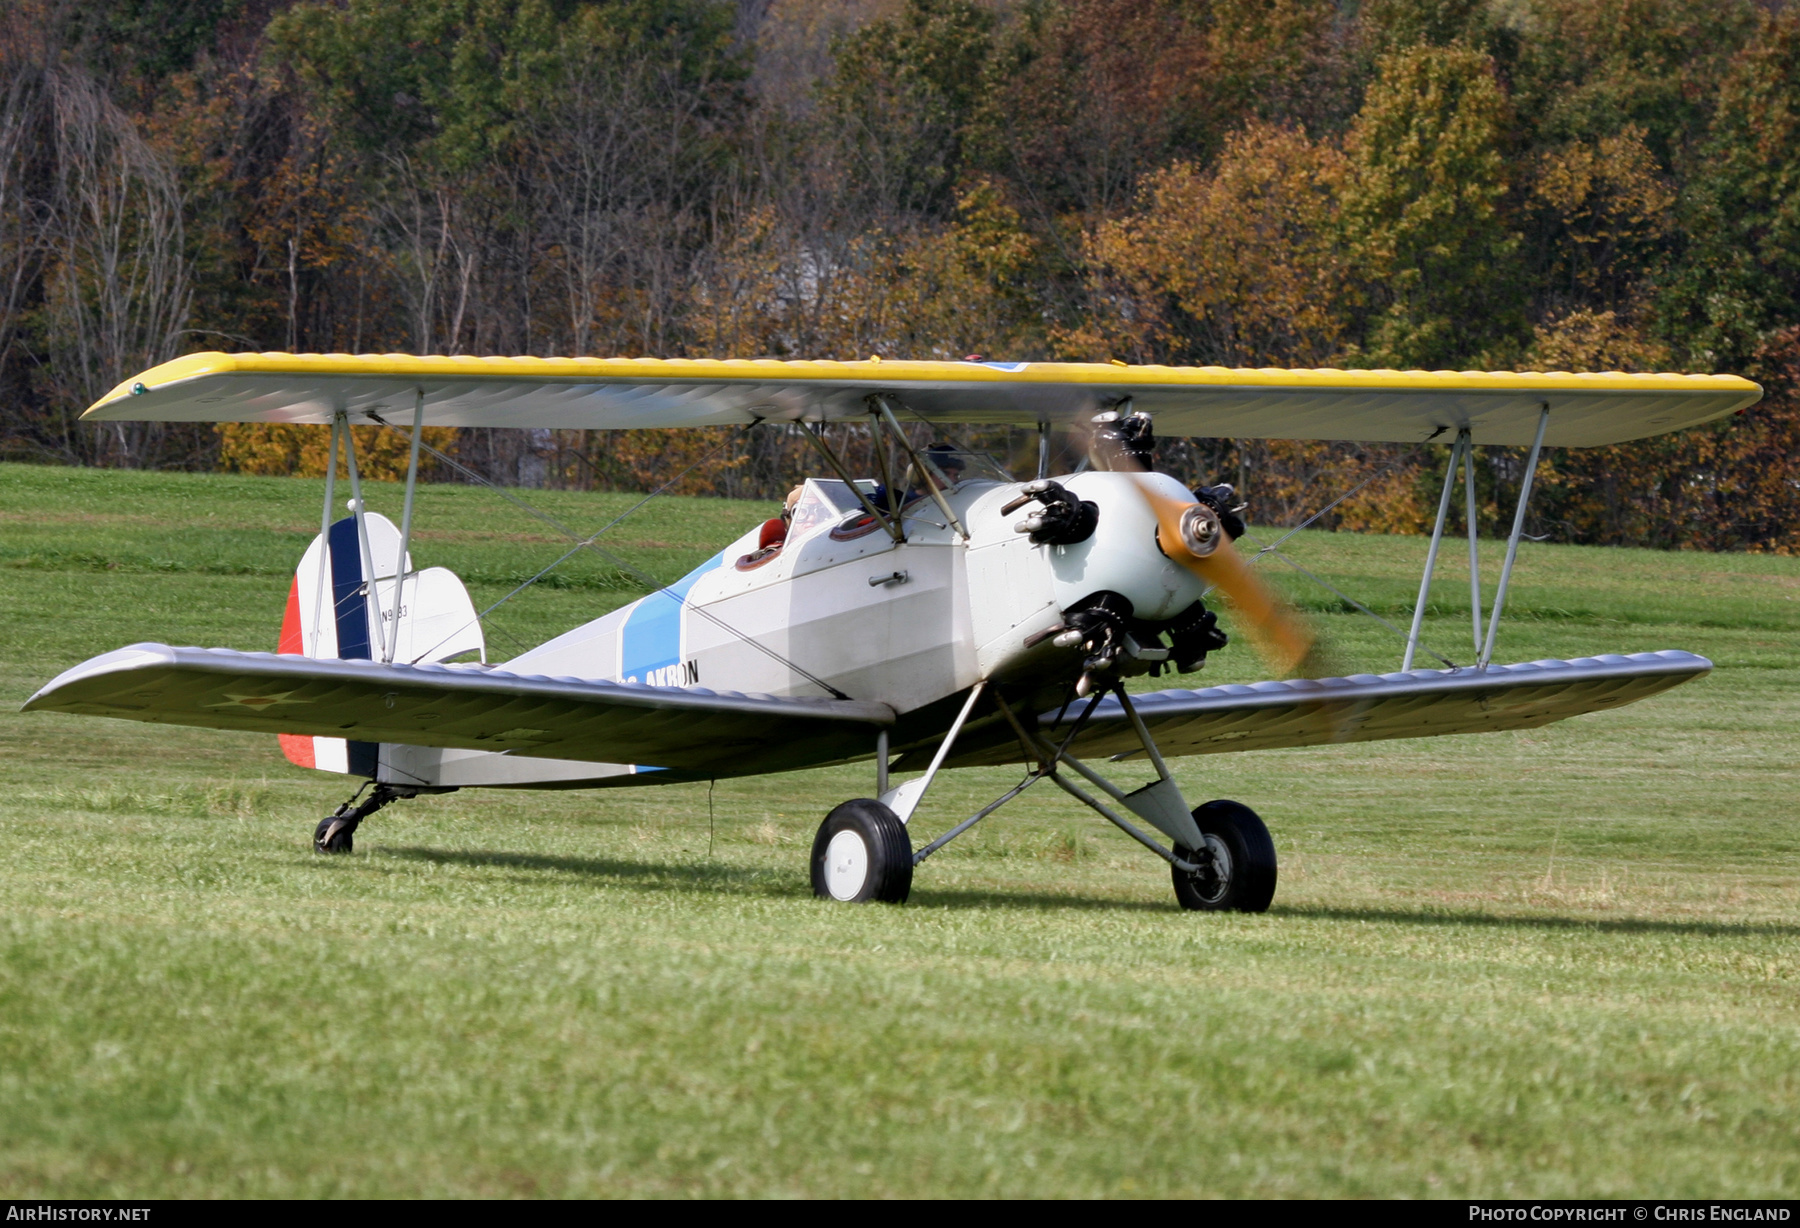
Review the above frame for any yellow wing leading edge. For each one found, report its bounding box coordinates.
[86,351,1762,447]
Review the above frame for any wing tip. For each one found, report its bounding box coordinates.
[24,642,179,710]
[25,642,899,727]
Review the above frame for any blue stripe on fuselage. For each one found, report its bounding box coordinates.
[619,551,726,686]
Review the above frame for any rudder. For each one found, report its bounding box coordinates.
[277,510,485,775]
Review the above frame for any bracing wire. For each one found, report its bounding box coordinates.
[1238,528,1458,669]
[1240,430,1458,669]
[370,420,852,698]
[1250,429,1445,557]
[395,425,750,663]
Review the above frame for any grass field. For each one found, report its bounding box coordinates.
[2,460,1797,1198]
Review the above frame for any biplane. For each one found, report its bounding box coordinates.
[24,354,1760,910]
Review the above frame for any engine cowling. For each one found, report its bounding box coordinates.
[1049,471,1212,621]
[961,471,1214,685]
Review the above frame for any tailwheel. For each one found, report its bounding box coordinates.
[810,799,913,903]
[313,783,411,855]
[313,813,355,855]
[1172,799,1277,913]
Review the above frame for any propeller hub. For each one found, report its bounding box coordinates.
[1177,503,1225,559]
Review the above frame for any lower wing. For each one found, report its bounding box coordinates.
[24,644,894,775]
[948,651,1711,766]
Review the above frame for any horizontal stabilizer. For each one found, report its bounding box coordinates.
[25,644,894,775]
[948,651,1712,767]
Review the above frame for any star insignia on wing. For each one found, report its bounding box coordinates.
[206,690,312,710]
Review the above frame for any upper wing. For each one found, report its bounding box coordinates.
[84,352,1760,447]
[24,644,893,774]
[943,651,1711,768]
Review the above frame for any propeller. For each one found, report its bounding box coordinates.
[1129,475,1317,677]
[1080,408,1319,679]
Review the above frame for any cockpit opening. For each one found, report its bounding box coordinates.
[732,445,1014,571]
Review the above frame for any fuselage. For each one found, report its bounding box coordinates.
[512,471,1210,705]
[381,470,1213,788]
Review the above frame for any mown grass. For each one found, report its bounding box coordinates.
[1,461,1797,1198]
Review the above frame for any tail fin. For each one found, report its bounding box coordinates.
[278,511,486,774]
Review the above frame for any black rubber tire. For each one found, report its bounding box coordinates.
[313,815,354,855]
[1171,799,1276,912]
[810,799,912,903]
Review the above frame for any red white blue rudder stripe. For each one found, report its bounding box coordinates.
[277,510,485,775]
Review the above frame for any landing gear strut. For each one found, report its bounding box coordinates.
[313,782,414,855]
[811,686,1281,913]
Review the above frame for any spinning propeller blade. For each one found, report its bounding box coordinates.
[1130,477,1316,677]
[1078,409,1317,677]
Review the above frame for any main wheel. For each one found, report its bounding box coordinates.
[810,799,913,903]
[313,815,354,855]
[1171,799,1276,912]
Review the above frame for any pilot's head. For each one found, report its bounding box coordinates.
[915,443,965,488]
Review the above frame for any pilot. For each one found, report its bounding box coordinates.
[755,486,803,552]
[924,443,965,485]
[899,443,964,502]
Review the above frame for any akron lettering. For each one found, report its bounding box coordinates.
[634,660,699,688]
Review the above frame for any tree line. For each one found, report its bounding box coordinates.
[2,0,1798,549]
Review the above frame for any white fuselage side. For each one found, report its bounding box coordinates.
[378,471,1212,787]
[505,477,982,711]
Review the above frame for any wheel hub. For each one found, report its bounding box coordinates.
[823,829,870,901]
[1191,833,1232,904]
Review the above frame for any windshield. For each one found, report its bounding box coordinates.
[787,478,879,540]
[913,447,1013,491]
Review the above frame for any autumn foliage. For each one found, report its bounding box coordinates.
[1,0,1799,548]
